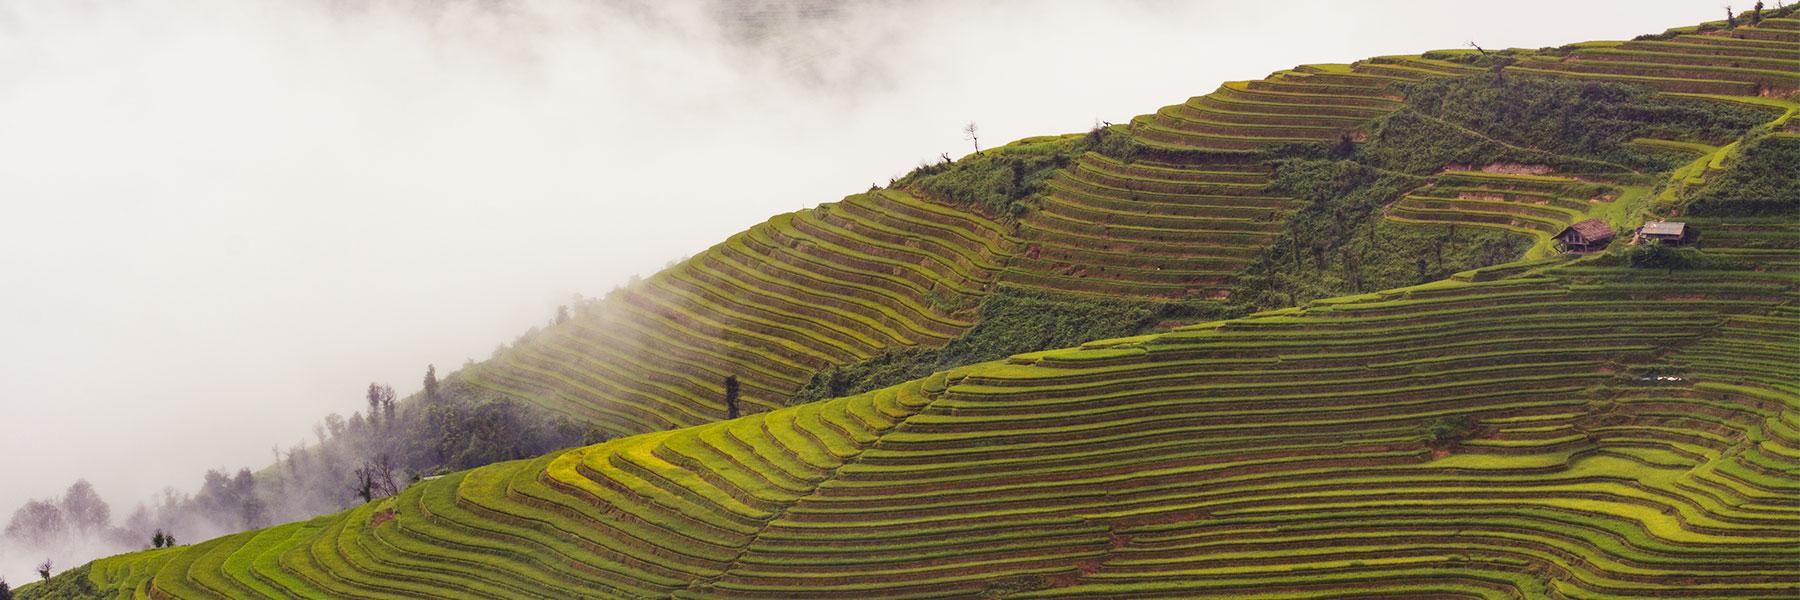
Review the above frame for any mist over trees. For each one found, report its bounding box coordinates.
[3,363,609,579]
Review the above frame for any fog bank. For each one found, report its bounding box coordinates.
[0,0,1715,583]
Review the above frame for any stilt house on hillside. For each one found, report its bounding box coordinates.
[1556,219,1615,253]
[1638,221,1689,245]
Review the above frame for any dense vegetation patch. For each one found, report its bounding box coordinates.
[1398,75,1769,171]
[1356,109,1625,175]
[1229,74,1774,310]
[895,134,1089,220]
[1231,160,1531,310]
[1685,132,1800,216]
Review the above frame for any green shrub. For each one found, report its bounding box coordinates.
[1427,415,1476,444]
[1618,243,1744,271]
[1087,123,1140,163]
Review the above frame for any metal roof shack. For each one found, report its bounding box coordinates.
[1639,221,1689,244]
[1556,219,1615,253]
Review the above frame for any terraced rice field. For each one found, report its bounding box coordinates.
[458,50,1497,426]
[995,56,1484,302]
[1129,59,1479,154]
[1513,20,1800,97]
[1386,171,1618,240]
[447,15,1794,447]
[68,233,1800,598]
[74,19,1791,596]
[464,189,1020,434]
[1002,155,1295,300]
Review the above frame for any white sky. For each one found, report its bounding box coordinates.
[0,0,1716,571]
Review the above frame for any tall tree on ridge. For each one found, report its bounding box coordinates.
[422,364,440,404]
[367,383,396,428]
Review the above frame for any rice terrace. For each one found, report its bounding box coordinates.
[4,2,1799,599]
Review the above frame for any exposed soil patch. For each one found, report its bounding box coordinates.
[368,507,396,529]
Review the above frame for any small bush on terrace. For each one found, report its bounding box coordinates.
[1427,416,1476,445]
[1617,243,1745,271]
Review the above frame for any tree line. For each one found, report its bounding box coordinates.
[3,358,610,583]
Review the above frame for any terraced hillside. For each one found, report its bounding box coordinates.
[463,189,1019,432]
[465,51,1496,433]
[24,12,1799,600]
[1386,171,1620,243]
[46,223,1800,598]
[454,12,1797,440]
[1515,17,1800,96]
[999,56,1484,302]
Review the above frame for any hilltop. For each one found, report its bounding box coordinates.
[19,9,1800,599]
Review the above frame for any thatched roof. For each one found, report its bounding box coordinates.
[1560,219,1614,243]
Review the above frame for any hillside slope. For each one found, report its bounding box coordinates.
[41,211,1800,598]
[464,12,1799,440]
[24,12,1800,600]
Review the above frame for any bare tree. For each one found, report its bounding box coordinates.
[36,559,52,581]
[1726,4,1739,28]
[352,455,400,503]
[963,121,981,154]
[59,479,110,535]
[4,499,68,547]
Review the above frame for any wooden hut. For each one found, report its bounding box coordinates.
[1555,219,1615,253]
[1638,221,1689,245]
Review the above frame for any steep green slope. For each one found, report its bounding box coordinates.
[465,188,1018,431]
[38,213,1800,598]
[463,12,1796,441]
[25,11,1800,600]
[455,34,1486,434]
